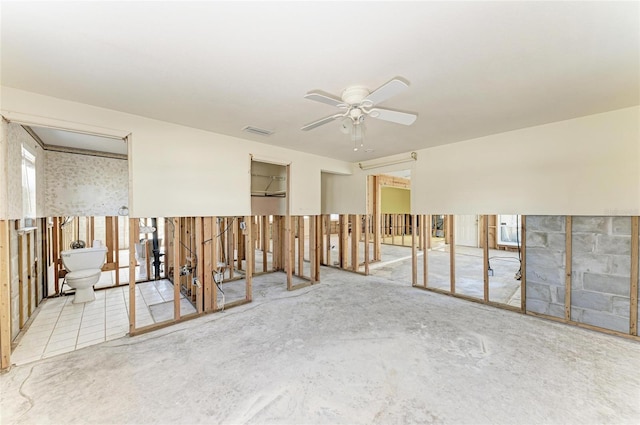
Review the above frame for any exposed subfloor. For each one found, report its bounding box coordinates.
[1,267,638,424]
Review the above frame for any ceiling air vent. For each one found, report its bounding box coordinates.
[242,126,274,137]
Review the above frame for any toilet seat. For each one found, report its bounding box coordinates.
[66,269,102,280]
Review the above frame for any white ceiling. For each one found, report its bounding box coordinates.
[2,1,638,161]
[29,126,128,156]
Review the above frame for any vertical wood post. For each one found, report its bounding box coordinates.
[374,176,381,261]
[173,217,181,320]
[203,217,213,312]
[262,216,268,272]
[325,215,331,266]
[483,215,489,302]
[286,215,293,289]
[245,216,253,302]
[18,233,24,327]
[564,216,572,321]
[424,215,430,288]
[520,215,527,312]
[564,215,573,320]
[0,221,12,370]
[412,215,417,286]
[340,215,348,269]
[298,216,304,276]
[449,215,456,293]
[212,217,219,311]
[630,216,638,335]
[364,214,370,275]
[128,218,138,334]
[53,217,60,294]
[116,216,122,285]
[195,217,204,314]
[351,215,360,271]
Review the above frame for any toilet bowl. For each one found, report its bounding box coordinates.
[60,246,107,303]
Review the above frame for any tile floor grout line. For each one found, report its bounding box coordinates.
[42,297,68,360]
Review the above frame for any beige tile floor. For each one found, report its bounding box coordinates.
[11,279,196,366]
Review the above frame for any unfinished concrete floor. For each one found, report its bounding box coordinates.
[2,267,639,424]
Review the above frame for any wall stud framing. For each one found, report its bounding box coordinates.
[423,215,429,288]
[195,217,204,314]
[630,216,638,335]
[412,215,417,286]
[17,232,24,327]
[203,217,214,312]
[245,216,253,302]
[564,216,572,321]
[520,215,527,312]
[0,220,12,370]
[351,215,360,271]
[364,214,370,275]
[483,215,489,302]
[128,218,138,334]
[173,217,181,320]
[449,215,456,293]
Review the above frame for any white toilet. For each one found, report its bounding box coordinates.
[60,246,107,303]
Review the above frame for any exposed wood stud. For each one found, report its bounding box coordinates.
[298,216,304,276]
[173,217,181,320]
[245,216,253,302]
[195,217,204,314]
[411,215,417,286]
[0,220,12,370]
[521,215,527,312]
[565,216,572,321]
[483,215,489,302]
[449,215,456,293]
[114,216,120,286]
[630,216,638,335]
[52,217,60,294]
[128,218,138,334]
[203,217,213,312]
[351,215,360,272]
[262,216,268,272]
[18,233,24,327]
[340,215,348,269]
[423,215,429,288]
[364,214,370,276]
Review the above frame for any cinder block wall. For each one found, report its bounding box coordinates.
[525,216,566,318]
[526,215,637,334]
[571,217,631,333]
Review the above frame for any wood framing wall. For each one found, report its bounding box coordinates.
[412,215,525,312]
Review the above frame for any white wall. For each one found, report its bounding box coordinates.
[1,87,353,217]
[412,106,640,215]
[321,170,367,214]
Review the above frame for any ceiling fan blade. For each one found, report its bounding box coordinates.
[304,90,345,108]
[364,78,409,105]
[368,108,417,126]
[301,113,343,131]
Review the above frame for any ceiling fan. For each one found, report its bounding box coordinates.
[301,77,418,132]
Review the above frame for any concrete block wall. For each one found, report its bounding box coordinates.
[525,216,566,318]
[526,215,637,335]
[570,217,631,333]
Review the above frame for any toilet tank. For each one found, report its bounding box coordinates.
[61,246,107,271]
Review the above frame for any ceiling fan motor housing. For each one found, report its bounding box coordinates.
[341,86,370,105]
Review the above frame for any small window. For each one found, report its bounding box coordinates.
[21,145,36,225]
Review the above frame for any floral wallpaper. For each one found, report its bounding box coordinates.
[45,151,128,217]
